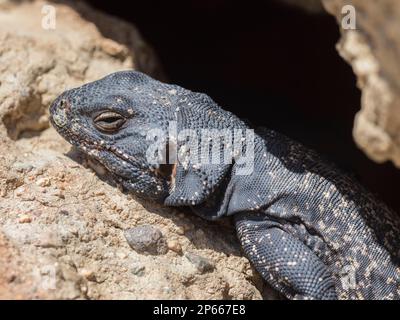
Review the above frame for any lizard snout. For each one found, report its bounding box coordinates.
[49,96,72,129]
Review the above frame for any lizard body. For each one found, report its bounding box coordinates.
[50,71,400,299]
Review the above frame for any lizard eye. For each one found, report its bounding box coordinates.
[93,111,126,133]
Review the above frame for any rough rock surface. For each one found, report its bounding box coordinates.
[0,0,264,299]
[323,0,400,167]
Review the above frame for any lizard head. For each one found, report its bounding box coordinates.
[50,70,249,212]
[49,71,178,202]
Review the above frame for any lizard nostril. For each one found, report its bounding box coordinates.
[58,99,71,112]
[50,100,69,128]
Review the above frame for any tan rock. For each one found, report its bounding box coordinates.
[167,239,182,254]
[17,215,32,224]
[323,0,400,167]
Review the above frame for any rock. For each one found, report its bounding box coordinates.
[130,265,146,277]
[79,268,97,282]
[175,226,185,235]
[322,0,400,167]
[167,239,182,254]
[0,0,264,300]
[185,252,215,274]
[36,177,51,187]
[0,0,162,141]
[17,215,32,224]
[124,225,167,255]
[35,230,64,248]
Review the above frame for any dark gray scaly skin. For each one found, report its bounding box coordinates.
[49,71,400,300]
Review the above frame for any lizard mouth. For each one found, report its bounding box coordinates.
[50,120,139,178]
[150,138,178,191]
[53,119,177,192]
[155,163,177,191]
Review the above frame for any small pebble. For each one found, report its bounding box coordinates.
[36,231,63,248]
[131,265,145,276]
[175,226,185,235]
[167,240,182,254]
[36,177,51,187]
[80,268,96,281]
[124,225,167,255]
[185,252,214,274]
[14,187,26,197]
[13,163,33,173]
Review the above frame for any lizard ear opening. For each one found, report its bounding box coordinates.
[164,92,244,210]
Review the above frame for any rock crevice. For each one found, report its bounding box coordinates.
[323,0,400,167]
